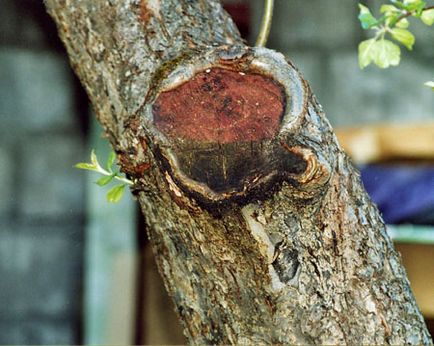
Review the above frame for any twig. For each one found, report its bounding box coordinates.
[255,0,274,47]
[395,5,434,24]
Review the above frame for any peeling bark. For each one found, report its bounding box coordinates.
[44,0,432,344]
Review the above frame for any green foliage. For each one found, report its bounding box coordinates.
[107,184,126,203]
[359,38,401,68]
[421,8,434,24]
[358,1,433,71]
[358,4,379,29]
[96,174,115,187]
[75,150,133,203]
[390,27,415,49]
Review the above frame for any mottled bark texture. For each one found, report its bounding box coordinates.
[45,1,431,344]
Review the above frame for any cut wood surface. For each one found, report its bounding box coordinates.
[45,0,432,344]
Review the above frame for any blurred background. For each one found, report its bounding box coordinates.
[0,0,433,344]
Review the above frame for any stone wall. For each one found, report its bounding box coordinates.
[0,0,86,344]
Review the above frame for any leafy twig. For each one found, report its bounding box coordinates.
[395,5,434,25]
[75,150,133,203]
[358,1,434,70]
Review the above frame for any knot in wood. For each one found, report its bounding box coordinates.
[152,67,307,205]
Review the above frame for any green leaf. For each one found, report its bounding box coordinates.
[396,18,410,28]
[358,4,378,29]
[392,1,408,10]
[90,149,99,167]
[415,6,426,17]
[106,151,116,171]
[421,9,434,25]
[359,39,401,69]
[381,4,400,25]
[107,184,126,203]
[403,0,426,15]
[403,0,423,4]
[406,0,426,17]
[381,4,399,13]
[96,174,115,186]
[372,39,401,68]
[359,39,377,69]
[424,81,434,90]
[380,4,409,27]
[390,28,415,50]
[75,162,97,171]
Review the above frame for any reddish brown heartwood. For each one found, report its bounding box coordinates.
[153,68,284,143]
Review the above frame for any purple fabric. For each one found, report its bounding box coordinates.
[360,165,434,224]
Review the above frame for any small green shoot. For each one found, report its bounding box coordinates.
[75,150,133,203]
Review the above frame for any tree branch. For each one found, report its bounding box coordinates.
[395,5,434,25]
[44,1,432,344]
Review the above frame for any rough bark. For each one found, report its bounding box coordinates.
[44,0,432,344]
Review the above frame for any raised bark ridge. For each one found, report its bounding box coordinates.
[45,0,432,345]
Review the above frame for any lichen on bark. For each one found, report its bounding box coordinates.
[44,0,432,344]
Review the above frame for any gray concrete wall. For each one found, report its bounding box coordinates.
[0,0,86,344]
[250,0,434,127]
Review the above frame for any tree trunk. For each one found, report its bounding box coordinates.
[44,1,432,344]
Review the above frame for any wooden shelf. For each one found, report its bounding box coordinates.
[335,122,434,164]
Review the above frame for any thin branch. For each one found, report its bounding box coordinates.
[395,5,434,24]
[255,0,274,47]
